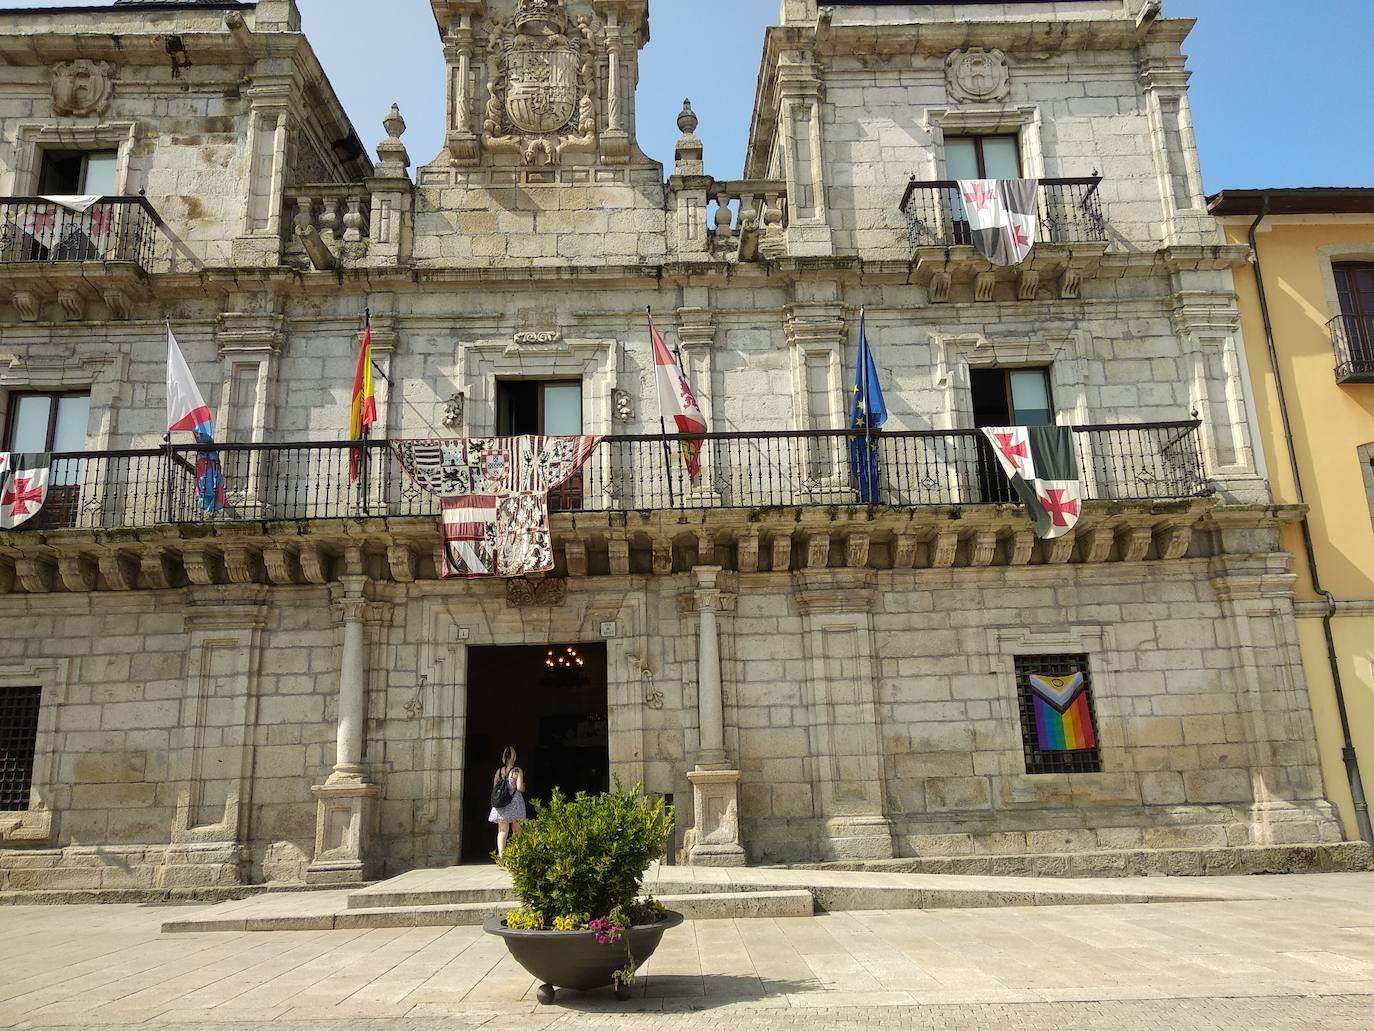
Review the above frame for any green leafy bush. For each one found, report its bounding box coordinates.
[499,779,673,925]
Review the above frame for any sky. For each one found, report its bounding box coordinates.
[3,0,1372,190]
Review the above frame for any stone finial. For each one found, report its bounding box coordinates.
[674,99,704,177]
[677,99,699,135]
[375,103,411,179]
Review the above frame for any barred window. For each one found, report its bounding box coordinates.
[1014,655,1101,775]
[0,686,42,811]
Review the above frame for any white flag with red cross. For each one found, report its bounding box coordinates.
[0,452,51,530]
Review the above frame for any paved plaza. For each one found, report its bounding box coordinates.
[3,871,1374,1029]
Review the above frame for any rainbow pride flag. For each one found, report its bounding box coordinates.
[1028,672,1096,751]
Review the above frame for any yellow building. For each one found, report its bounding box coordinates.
[1211,189,1374,845]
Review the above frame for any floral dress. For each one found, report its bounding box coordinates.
[488,769,526,824]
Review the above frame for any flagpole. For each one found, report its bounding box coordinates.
[861,307,875,502]
[359,307,371,515]
[648,306,676,509]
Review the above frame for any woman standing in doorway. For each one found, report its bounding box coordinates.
[489,746,526,859]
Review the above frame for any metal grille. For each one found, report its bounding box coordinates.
[0,686,41,811]
[1014,654,1101,775]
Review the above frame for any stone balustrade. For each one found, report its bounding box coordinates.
[288,185,371,270]
[708,179,788,262]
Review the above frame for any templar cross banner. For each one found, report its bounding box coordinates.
[980,425,1084,540]
[0,452,51,530]
[393,435,602,579]
[957,178,1040,266]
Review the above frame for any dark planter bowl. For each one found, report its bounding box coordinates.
[484,911,685,1002]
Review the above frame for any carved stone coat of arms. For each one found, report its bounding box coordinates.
[483,0,599,164]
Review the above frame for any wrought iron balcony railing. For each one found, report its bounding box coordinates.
[899,177,1106,250]
[15,422,1208,532]
[0,196,162,273]
[1328,313,1374,384]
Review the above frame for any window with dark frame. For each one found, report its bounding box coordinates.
[1333,262,1374,371]
[495,379,585,510]
[946,134,1022,245]
[0,686,42,811]
[3,390,90,530]
[1014,654,1102,775]
[969,367,1053,503]
[37,150,118,196]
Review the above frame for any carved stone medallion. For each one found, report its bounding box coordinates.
[483,0,598,164]
[507,577,567,607]
[52,60,114,117]
[945,48,1010,104]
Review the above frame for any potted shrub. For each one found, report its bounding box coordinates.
[483,780,682,1004]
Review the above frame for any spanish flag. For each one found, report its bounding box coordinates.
[349,319,377,482]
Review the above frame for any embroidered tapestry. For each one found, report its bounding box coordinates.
[393,435,602,579]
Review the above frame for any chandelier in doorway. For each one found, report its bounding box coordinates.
[542,645,589,688]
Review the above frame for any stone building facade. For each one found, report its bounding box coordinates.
[0,0,1359,892]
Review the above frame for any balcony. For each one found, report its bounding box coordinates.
[18,422,1207,533]
[898,177,1107,250]
[0,197,162,273]
[1329,313,1374,384]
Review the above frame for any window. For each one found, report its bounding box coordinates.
[1014,654,1102,775]
[970,368,1052,502]
[946,135,1022,181]
[496,380,582,436]
[4,391,89,529]
[5,392,90,453]
[496,380,584,509]
[0,686,41,811]
[38,150,118,196]
[1333,263,1374,380]
[970,368,1053,428]
[946,135,1021,246]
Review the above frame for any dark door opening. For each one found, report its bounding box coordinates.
[461,642,609,863]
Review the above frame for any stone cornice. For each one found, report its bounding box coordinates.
[0,245,1251,326]
[0,498,1282,596]
[1295,598,1374,619]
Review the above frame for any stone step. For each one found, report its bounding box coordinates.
[793,842,1374,880]
[344,875,1232,914]
[161,889,815,933]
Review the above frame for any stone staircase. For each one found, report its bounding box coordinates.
[158,863,1271,934]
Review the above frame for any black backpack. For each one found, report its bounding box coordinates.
[491,769,516,808]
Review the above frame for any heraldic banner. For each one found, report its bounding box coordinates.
[0,452,51,530]
[956,178,1040,267]
[393,435,603,579]
[980,425,1084,540]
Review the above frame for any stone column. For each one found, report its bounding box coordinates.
[306,574,382,884]
[686,566,745,865]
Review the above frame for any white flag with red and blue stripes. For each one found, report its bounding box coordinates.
[166,327,226,513]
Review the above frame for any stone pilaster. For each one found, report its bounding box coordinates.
[1173,293,1269,504]
[794,569,895,860]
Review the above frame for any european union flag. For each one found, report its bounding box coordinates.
[849,309,888,504]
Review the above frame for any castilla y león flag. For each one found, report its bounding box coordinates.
[980,425,1084,540]
[0,452,50,530]
[650,315,707,484]
[957,178,1040,267]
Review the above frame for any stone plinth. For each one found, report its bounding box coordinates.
[305,781,382,885]
[686,768,746,867]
